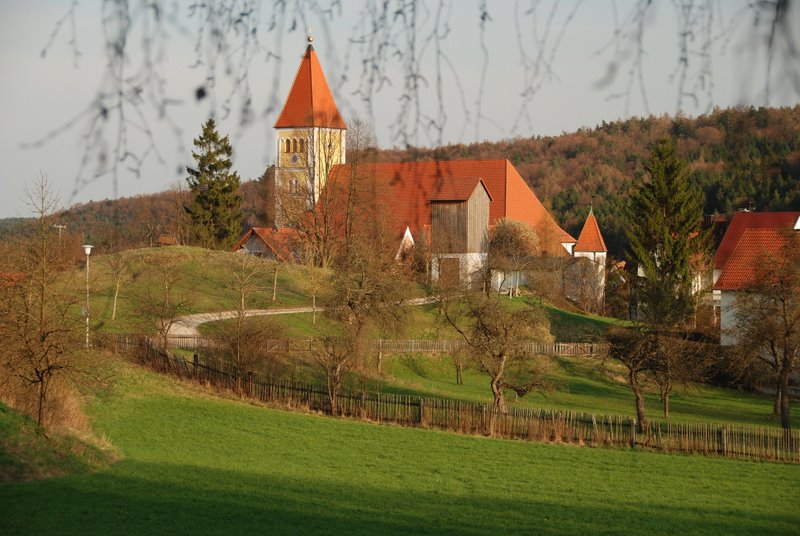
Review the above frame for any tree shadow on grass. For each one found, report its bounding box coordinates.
[2,459,796,536]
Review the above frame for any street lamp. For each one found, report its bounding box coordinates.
[82,244,93,348]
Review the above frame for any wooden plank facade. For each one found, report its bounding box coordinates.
[430,180,490,254]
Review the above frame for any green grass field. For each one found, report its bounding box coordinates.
[2,358,799,535]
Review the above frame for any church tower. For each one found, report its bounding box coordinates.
[274,35,347,225]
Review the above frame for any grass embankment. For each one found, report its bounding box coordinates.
[0,402,114,482]
[1,357,798,535]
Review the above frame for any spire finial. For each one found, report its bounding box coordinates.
[307,28,313,44]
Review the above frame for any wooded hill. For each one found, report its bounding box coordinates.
[3,105,798,257]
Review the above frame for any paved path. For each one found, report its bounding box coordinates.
[169,297,436,337]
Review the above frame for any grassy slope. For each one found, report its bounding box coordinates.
[0,403,113,482]
[88,246,319,334]
[1,360,798,535]
[87,247,780,428]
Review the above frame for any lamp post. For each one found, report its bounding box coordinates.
[82,244,93,348]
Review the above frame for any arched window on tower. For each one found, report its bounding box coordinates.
[285,139,291,153]
[292,139,298,153]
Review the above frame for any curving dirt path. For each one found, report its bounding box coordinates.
[169,297,435,337]
[169,307,317,337]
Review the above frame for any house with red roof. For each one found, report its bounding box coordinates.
[232,227,299,262]
[269,36,610,292]
[713,212,800,345]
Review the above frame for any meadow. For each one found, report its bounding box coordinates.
[2,359,798,535]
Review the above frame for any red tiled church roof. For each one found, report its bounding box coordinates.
[274,43,346,130]
[714,228,788,290]
[574,208,607,253]
[327,159,575,256]
[713,211,799,270]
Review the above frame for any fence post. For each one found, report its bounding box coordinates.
[419,398,425,425]
[629,418,636,448]
[377,351,383,373]
[720,426,728,456]
[192,354,198,377]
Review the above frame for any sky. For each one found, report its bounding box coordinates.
[0,0,798,219]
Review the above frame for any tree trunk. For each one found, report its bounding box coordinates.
[489,375,506,436]
[37,376,48,428]
[773,385,782,417]
[779,369,791,430]
[456,361,463,385]
[660,380,672,420]
[272,265,278,301]
[112,281,121,321]
[312,294,316,325]
[630,369,647,432]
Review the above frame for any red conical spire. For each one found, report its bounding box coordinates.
[274,36,346,130]
[574,208,607,252]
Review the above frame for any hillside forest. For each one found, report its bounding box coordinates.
[2,105,798,259]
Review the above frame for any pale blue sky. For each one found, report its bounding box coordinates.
[1,0,798,219]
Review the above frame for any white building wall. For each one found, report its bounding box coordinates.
[431,253,488,289]
[719,291,741,346]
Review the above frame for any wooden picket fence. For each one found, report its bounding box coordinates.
[166,335,604,357]
[107,335,800,463]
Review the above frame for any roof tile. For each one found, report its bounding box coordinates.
[713,211,799,270]
[714,228,789,290]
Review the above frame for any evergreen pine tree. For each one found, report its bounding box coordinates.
[186,119,243,249]
[626,137,706,327]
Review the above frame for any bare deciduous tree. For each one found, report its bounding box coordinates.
[0,175,83,428]
[104,251,134,322]
[729,232,800,429]
[488,218,539,297]
[444,294,553,435]
[312,331,364,416]
[134,253,192,349]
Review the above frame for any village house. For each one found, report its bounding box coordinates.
[713,211,800,345]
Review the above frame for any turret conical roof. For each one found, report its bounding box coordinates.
[574,208,607,252]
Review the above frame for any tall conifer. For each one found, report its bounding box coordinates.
[186,119,243,249]
[626,137,706,327]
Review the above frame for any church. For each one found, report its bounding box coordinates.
[255,36,606,297]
